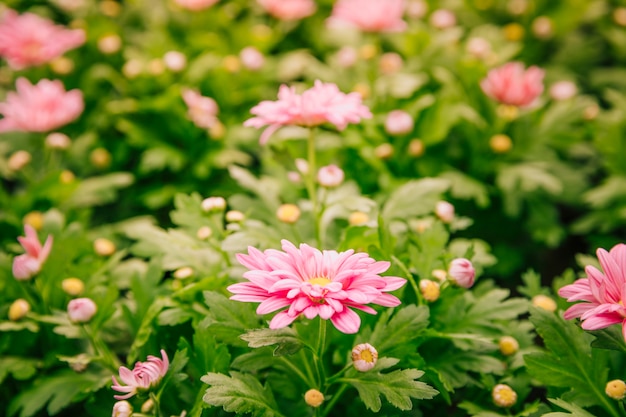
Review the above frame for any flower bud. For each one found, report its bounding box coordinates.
[466,37,492,60]
[295,158,309,175]
[202,196,227,212]
[23,211,44,231]
[49,57,74,74]
[531,294,557,312]
[379,52,403,75]
[196,226,213,240]
[163,51,187,72]
[122,59,143,78]
[496,104,519,121]
[374,143,394,160]
[614,7,626,27]
[507,0,528,15]
[140,399,154,414]
[240,47,265,71]
[606,380,626,400]
[435,201,454,223]
[304,389,324,408]
[359,44,378,60]
[492,384,517,408]
[8,150,31,171]
[498,336,519,356]
[94,238,116,256]
[67,298,97,323]
[209,120,226,139]
[98,34,122,54]
[406,0,428,19]
[549,81,577,101]
[222,55,241,73]
[90,148,112,169]
[147,58,165,76]
[225,210,245,223]
[348,211,369,226]
[503,23,525,41]
[490,134,513,154]
[287,171,301,183]
[408,139,425,157]
[448,258,476,288]
[385,110,414,136]
[9,299,30,321]
[532,16,553,39]
[60,170,76,183]
[352,83,370,99]
[419,279,440,302]
[317,165,345,188]
[429,9,456,29]
[99,0,122,17]
[46,133,71,150]
[352,343,378,372]
[174,267,194,280]
[336,46,358,68]
[583,104,600,121]
[62,278,85,296]
[112,400,133,417]
[431,269,447,282]
[277,204,301,224]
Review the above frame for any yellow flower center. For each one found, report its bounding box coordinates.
[308,277,332,287]
[358,349,375,363]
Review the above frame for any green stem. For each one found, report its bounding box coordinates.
[321,383,349,417]
[82,324,122,371]
[305,128,321,247]
[278,356,315,387]
[314,318,328,389]
[391,255,422,305]
[150,392,162,417]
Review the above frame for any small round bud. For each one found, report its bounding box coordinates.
[112,400,133,417]
[9,299,30,321]
[348,211,369,226]
[429,9,456,29]
[62,278,85,296]
[60,170,76,184]
[277,204,301,224]
[531,294,557,312]
[496,104,519,121]
[435,201,455,223]
[196,226,213,240]
[352,83,371,99]
[317,165,345,188]
[466,37,492,59]
[174,267,194,280]
[251,24,273,41]
[240,47,265,71]
[163,51,187,72]
[222,55,241,73]
[209,120,226,139]
[67,298,97,323]
[448,258,476,288]
[99,0,122,17]
[583,104,600,121]
[140,399,154,414]
[359,44,378,60]
[122,59,143,79]
[94,238,116,256]
[408,139,425,157]
[490,134,513,154]
[49,56,74,74]
[46,133,71,150]
[147,58,166,76]
[384,110,414,136]
[23,211,44,231]
[614,7,626,26]
[304,389,324,408]
[606,380,626,400]
[90,148,112,169]
[97,34,122,54]
[419,279,440,302]
[413,218,432,233]
[503,23,525,42]
[374,143,394,160]
[507,0,528,15]
[549,81,577,101]
[498,336,519,356]
[531,16,553,39]
[225,210,245,223]
[351,343,378,372]
[287,171,301,183]
[295,158,309,175]
[406,0,428,18]
[336,46,358,68]
[8,150,31,171]
[202,196,227,212]
[431,269,447,282]
[492,384,517,408]
[379,52,403,75]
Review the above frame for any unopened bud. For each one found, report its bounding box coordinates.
[147,58,166,76]
[304,389,324,408]
[359,44,378,60]
[614,7,626,26]
[196,226,213,240]
[385,110,414,136]
[46,133,71,150]
[9,299,30,321]
[140,399,154,414]
[317,165,344,188]
[112,400,133,417]
[67,297,97,323]
[336,46,358,68]
[97,34,122,54]
[490,134,513,154]
[348,211,369,226]
[413,218,432,233]
[99,0,122,17]
[240,47,265,71]
[448,258,476,288]
[498,336,519,356]
[379,52,403,75]
[531,16,553,39]
[122,59,143,78]
[295,158,309,175]
[163,51,187,72]
[531,294,557,312]
[431,269,447,282]
[209,120,226,139]
[583,104,600,121]
[90,148,112,168]
[408,139,425,157]
[202,196,226,212]
[435,201,455,223]
[406,0,428,19]
[429,9,456,29]
[507,0,528,15]
[606,380,626,400]
[49,56,74,74]
[277,204,301,224]
[419,279,440,302]
[351,343,378,372]
[492,384,517,408]
[23,211,44,231]
[466,37,491,59]
[549,81,577,101]
[496,104,519,120]
[352,83,370,99]
[8,150,31,171]
[174,267,193,280]
[60,170,76,184]
[225,210,245,223]
[374,143,394,160]
[94,238,116,256]
[503,23,525,41]
[222,55,240,73]
[62,278,85,296]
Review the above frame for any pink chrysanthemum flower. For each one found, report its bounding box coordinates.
[558,244,626,341]
[111,350,169,400]
[244,80,372,144]
[228,240,406,334]
[327,0,407,33]
[0,9,85,70]
[0,78,84,133]
[12,225,53,281]
[480,62,545,108]
[181,88,219,129]
[257,0,316,21]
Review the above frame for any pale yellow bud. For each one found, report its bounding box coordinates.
[97,34,122,54]
[408,139,425,157]
[222,55,241,73]
[60,170,76,184]
[493,384,517,408]
[374,143,394,160]
[359,44,378,60]
[532,16,553,39]
[90,148,112,169]
[351,343,378,372]
[431,269,447,282]
[202,197,226,212]
[8,150,31,171]
[62,278,85,296]
[606,380,626,400]
[9,299,30,321]
[490,134,513,154]
[209,120,226,139]
[503,23,525,42]
[196,226,213,240]
[277,204,301,224]
[419,279,440,302]
[225,210,245,223]
[352,83,370,100]
[94,238,116,256]
[304,389,324,408]
[46,132,71,150]
[348,211,369,226]
[174,267,194,280]
[23,211,44,231]
[99,0,122,17]
[498,336,519,356]
[413,219,432,233]
[251,24,272,42]
[531,294,557,312]
[122,59,143,79]
[583,104,600,121]
[614,8,626,26]
[147,58,166,76]
[141,399,154,414]
[49,56,74,74]
[496,105,519,121]
[507,0,527,15]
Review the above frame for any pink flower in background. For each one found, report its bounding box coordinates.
[173,0,219,10]
[0,9,85,70]
[384,110,413,135]
[228,240,406,334]
[181,88,219,129]
[244,80,372,144]
[480,62,545,108]
[257,0,316,20]
[67,298,98,323]
[448,258,476,288]
[317,164,345,187]
[559,244,626,341]
[12,225,53,280]
[240,46,265,71]
[327,0,407,33]
[112,350,169,400]
[0,78,84,133]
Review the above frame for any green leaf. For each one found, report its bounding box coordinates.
[65,172,134,208]
[342,368,438,412]
[240,327,304,356]
[590,326,626,353]
[202,372,285,417]
[127,297,172,363]
[368,305,429,357]
[544,398,598,417]
[202,291,261,346]
[0,357,39,384]
[381,178,450,222]
[408,221,449,279]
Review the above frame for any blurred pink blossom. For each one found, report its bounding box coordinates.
[317,164,345,187]
[240,47,265,71]
[12,225,53,281]
[0,78,84,133]
[435,200,454,223]
[384,110,413,135]
[549,80,577,101]
[112,350,170,400]
[173,0,219,10]
[244,80,372,144]
[480,62,545,108]
[228,240,406,334]
[448,258,476,288]
[429,9,456,29]
[327,0,407,32]
[559,244,626,341]
[181,88,219,129]
[0,9,85,70]
[67,298,97,323]
[257,0,316,20]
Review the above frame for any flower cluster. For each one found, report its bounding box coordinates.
[111,350,170,400]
